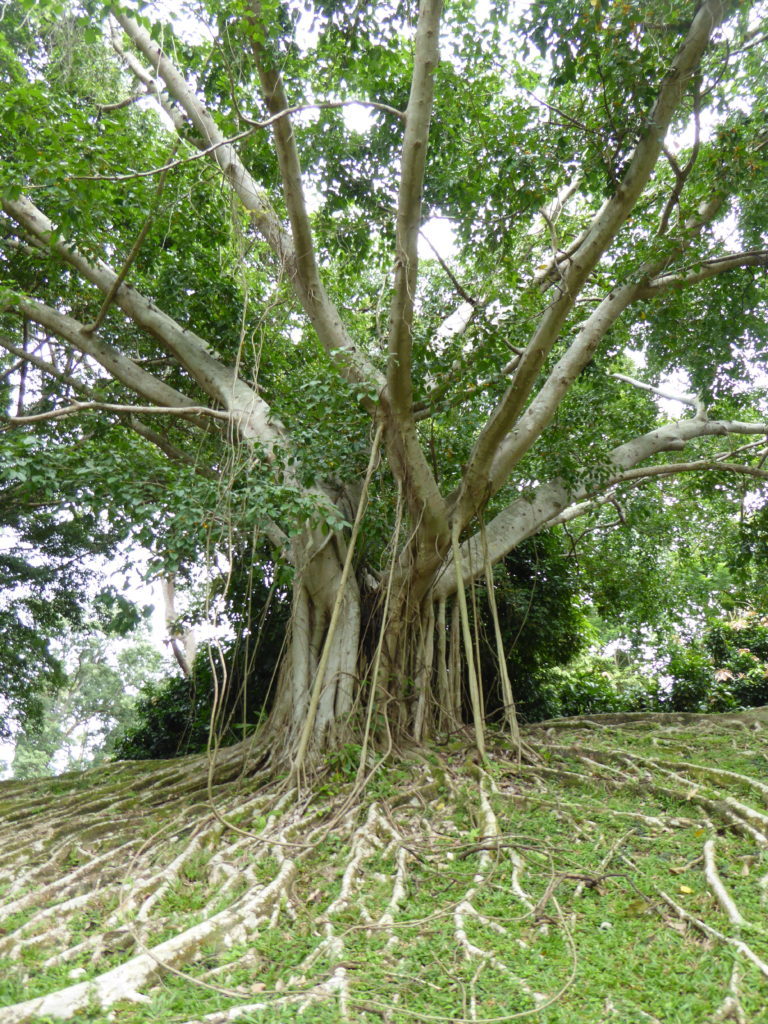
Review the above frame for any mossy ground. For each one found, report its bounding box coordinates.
[2,714,768,1023]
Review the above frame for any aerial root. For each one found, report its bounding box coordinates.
[376,843,409,946]
[0,837,142,918]
[4,807,226,971]
[536,728,768,1016]
[603,998,662,1023]
[518,791,691,831]
[701,837,762,1023]
[324,803,384,916]
[304,800,411,998]
[0,891,95,959]
[650,757,768,805]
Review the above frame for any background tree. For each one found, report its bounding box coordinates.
[2,0,768,771]
[115,537,292,759]
[10,630,164,778]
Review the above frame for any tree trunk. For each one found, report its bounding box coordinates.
[267,536,361,761]
[263,529,514,765]
[263,538,467,763]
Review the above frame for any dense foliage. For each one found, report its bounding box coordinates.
[9,631,163,777]
[665,614,768,713]
[1,0,767,765]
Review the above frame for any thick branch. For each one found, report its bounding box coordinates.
[609,373,698,408]
[109,23,187,133]
[245,1,324,309]
[547,457,768,529]
[82,146,177,333]
[376,0,451,573]
[75,108,401,186]
[0,314,292,555]
[0,329,295,545]
[456,0,728,521]
[486,281,639,493]
[0,331,207,453]
[113,11,382,398]
[481,194,736,500]
[0,294,208,425]
[0,336,91,402]
[435,414,767,598]
[8,401,231,426]
[637,249,768,296]
[2,196,282,449]
[387,0,444,414]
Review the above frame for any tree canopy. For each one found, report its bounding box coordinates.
[2,0,768,769]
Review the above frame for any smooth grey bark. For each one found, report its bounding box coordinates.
[268,535,362,755]
[114,11,382,401]
[455,0,729,528]
[436,416,768,600]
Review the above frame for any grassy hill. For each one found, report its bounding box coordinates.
[2,711,768,1023]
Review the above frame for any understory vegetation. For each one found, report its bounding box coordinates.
[108,608,768,763]
[13,563,768,771]
[2,712,768,1022]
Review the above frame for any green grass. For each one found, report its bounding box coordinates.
[2,720,768,1022]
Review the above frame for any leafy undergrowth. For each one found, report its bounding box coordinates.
[2,711,768,1023]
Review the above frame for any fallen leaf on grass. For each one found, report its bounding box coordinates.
[624,899,651,916]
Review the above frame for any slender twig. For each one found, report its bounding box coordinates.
[237,97,405,127]
[419,229,477,306]
[8,401,231,425]
[82,142,178,333]
[63,101,403,187]
[659,75,702,235]
[610,372,698,408]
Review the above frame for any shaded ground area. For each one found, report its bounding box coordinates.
[2,711,768,1023]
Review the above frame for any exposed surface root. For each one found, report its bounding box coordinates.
[452,772,547,1009]
[2,714,768,1021]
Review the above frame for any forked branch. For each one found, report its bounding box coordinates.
[486,196,746,494]
[113,11,382,399]
[0,293,207,425]
[437,414,768,597]
[2,196,283,449]
[456,0,729,523]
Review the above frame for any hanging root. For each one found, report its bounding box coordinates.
[451,525,486,760]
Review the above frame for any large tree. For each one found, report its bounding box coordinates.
[2,0,767,768]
